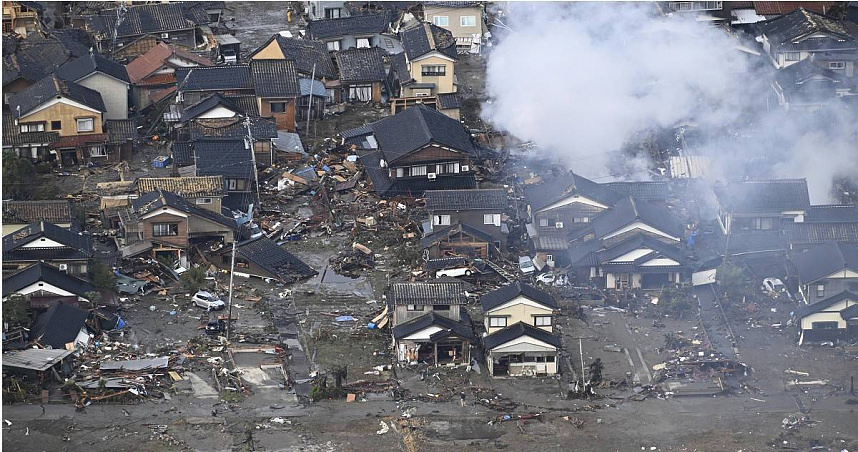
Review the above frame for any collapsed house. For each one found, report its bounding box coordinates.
[714,179,810,235]
[424,189,510,254]
[211,236,316,284]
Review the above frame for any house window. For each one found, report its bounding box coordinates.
[446,162,459,173]
[816,284,825,298]
[384,38,394,49]
[483,213,501,226]
[829,61,846,70]
[752,217,774,230]
[667,1,722,11]
[227,179,246,191]
[196,198,213,205]
[326,40,341,51]
[460,15,476,27]
[160,32,169,39]
[539,218,549,227]
[411,165,427,176]
[421,65,446,76]
[395,167,405,178]
[432,16,449,26]
[433,215,451,226]
[356,37,371,48]
[534,316,552,327]
[270,102,287,113]
[51,120,61,130]
[784,52,801,62]
[434,304,451,311]
[89,145,107,157]
[488,317,507,328]
[153,223,179,237]
[546,254,554,264]
[406,304,424,311]
[811,321,838,330]
[19,122,45,132]
[324,7,341,18]
[573,217,589,223]
[76,118,94,132]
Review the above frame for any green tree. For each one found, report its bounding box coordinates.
[180,266,208,293]
[717,261,747,301]
[89,259,118,291]
[3,294,31,328]
[2,151,37,199]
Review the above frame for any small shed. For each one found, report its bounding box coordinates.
[3,348,76,382]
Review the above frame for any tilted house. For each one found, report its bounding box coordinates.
[795,291,858,343]
[790,242,858,304]
[1,113,59,163]
[249,59,302,131]
[423,189,509,257]
[481,282,558,335]
[714,179,810,234]
[7,74,108,167]
[483,322,561,378]
[2,32,72,102]
[756,7,856,69]
[194,138,257,212]
[248,35,340,98]
[355,104,478,198]
[335,46,388,103]
[2,262,99,309]
[393,22,458,98]
[55,52,131,120]
[307,12,403,53]
[184,113,278,166]
[2,220,92,277]
[125,42,213,109]
[28,302,90,349]
[211,236,316,284]
[2,200,77,236]
[422,1,487,53]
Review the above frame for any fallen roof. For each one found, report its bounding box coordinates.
[2,348,74,372]
[757,7,854,47]
[175,65,253,92]
[400,22,458,61]
[420,222,493,247]
[187,116,277,140]
[425,189,507,211]
[1,113,60,147]
[8,74,106,117]
[3,200,75,225]
[136,176,225,198]
[392,311,475,341]
[2,35,70,86]
[790,242,858,283]
[88,3,199,38]
[55,52,130,84]
[105,119,137,145]
[481,281,558,311]
[2,262,97,299]
[194,138,255,178]
[335,47,387,83]
[714,179,810,213]
[29,303,89,349]
[249,36,338,79]
[388,281,466,305]
[100,356,170,371]
[784,222,858,244]
[602,181,671,202]
[126,42,213,83]
[360,149,477,198]
[235,236,317,283]
[133,189,237,229]
[753,1,838,15]
[483,322,561,351]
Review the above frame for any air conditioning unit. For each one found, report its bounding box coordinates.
[58,264,68,272]
[555,222,564,229]
[427,173,437,180]
[461,165,469,171]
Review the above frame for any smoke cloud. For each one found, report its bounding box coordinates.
[483,2,858,201]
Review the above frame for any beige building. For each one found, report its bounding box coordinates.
[423,2,487,54]
[484,322,561,377]
[394,23,458,98]
[795,291,858,344]
[480,282,557,334]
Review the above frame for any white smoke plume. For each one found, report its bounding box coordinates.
[483,2,858,201]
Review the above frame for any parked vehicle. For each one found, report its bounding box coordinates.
[519,256,535,274]
[205,318,226,336]
[436,266,473,278]
[762,277,786,295]
[192,291,226,310]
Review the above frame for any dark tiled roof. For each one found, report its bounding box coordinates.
[3,200,75,225]
[714,179,810,213]
[483,322,561,351]
[90,3,198,38]
[2,262,96,298]
[400,22,457,61]
[425,189,507,211]
[3,37,70,86]
[795,290,858,318]
[8,74,106,117]
[194,138,255,179]
[3,221,92,261]
[335,47,387,83]
[227,95,261,116]
[2,114,60,147]
[437,92,461,110]
[525,172,623,213]
[420,222,492,247]
[3,34,19,57]
[250,59,300,98]
[55,52,130,84]
[590,196,683,241]
[481,281,557,312]
[105,119,137,144]
[172,141,194,166]
[726,229,787,255]
[598,233,686,272]
[181,93,245,121]
[126,42,213,84]
[175,65,253,92]
[753,2,838,15]
[393,312,475,341]
[44,28,93,58]
[133,189,237,229]
[805,205,858,222]
[758,7,853,45]
[370,104,475,162]
[566,239,599,266]
[389,51,412,84]
[602,181,671,201]
[307,12,392,40]
[425,257,468,271]
[785,222,858,244]
[341,124,373,139]
[790,242,858,283]
[360,149,477,198]
[236,236,316,283]
[29,303,89,349]
[250,36,337,79]
[137,176,224,198]
[388,281,465,305]
[187,117,278,140]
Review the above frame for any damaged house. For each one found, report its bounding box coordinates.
[770,58,852,111]
[334,46,389,103]
[421,1,487,54]
[755,7,857,69]
[125,42,213,110]
[422,189,509,258]
[483,322,561,378]
[389,281,475,366]
[2,199,77,235]
[136,176,225,213]
[392,22,458,98]
[193,138,257,212]
[790,242,858,304]
[354,104,478,198]
[306,11,403,53]
[247,35,339,102]
[714,179,810,235]
[55,52,131,120]
[2,220,91,277]
[211,236,316,283]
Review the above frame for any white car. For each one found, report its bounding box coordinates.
[192,291,226,310]
[519,256,535,274]
[762,278,786,295]
[435,267,473,278]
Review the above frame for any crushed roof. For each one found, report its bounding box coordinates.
[55,52,130,84]
[425,189,507,211]
[360,149,477,198]
[250,59,300,97]
[335,47,387,83]
[791,242,858,283]
[757,7,854,46]
[481,281,557,311]
[250,36,338,79]
[2,262,96,299]
[187,116,277,140]
[1,114,59,146]
[175,65,253,92]
[29,303,89,349]
[2,35,71,86]
[194,138,255,179]
[753,2,838,15]
[235,236,316,283]
[2,220,92,261]
[437,92,462,110]
[3,200,75,225]
[87,3,199,38]
[483,322,561,351]
[602,181,671,201]
[388,281,465,305]
[306,12,392,40]
[105,119,137,144]
[400,22,458,61]
[126,42,213,83]
[8,74,106,117]
[420,222,493,247]
[714,179,810,213]
[136,176,225,198]
[369,104,475,162]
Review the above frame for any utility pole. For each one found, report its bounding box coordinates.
[305,63,317,141]
[579,338,586,388]
[225,239,237,342]
[244,116,260,196]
